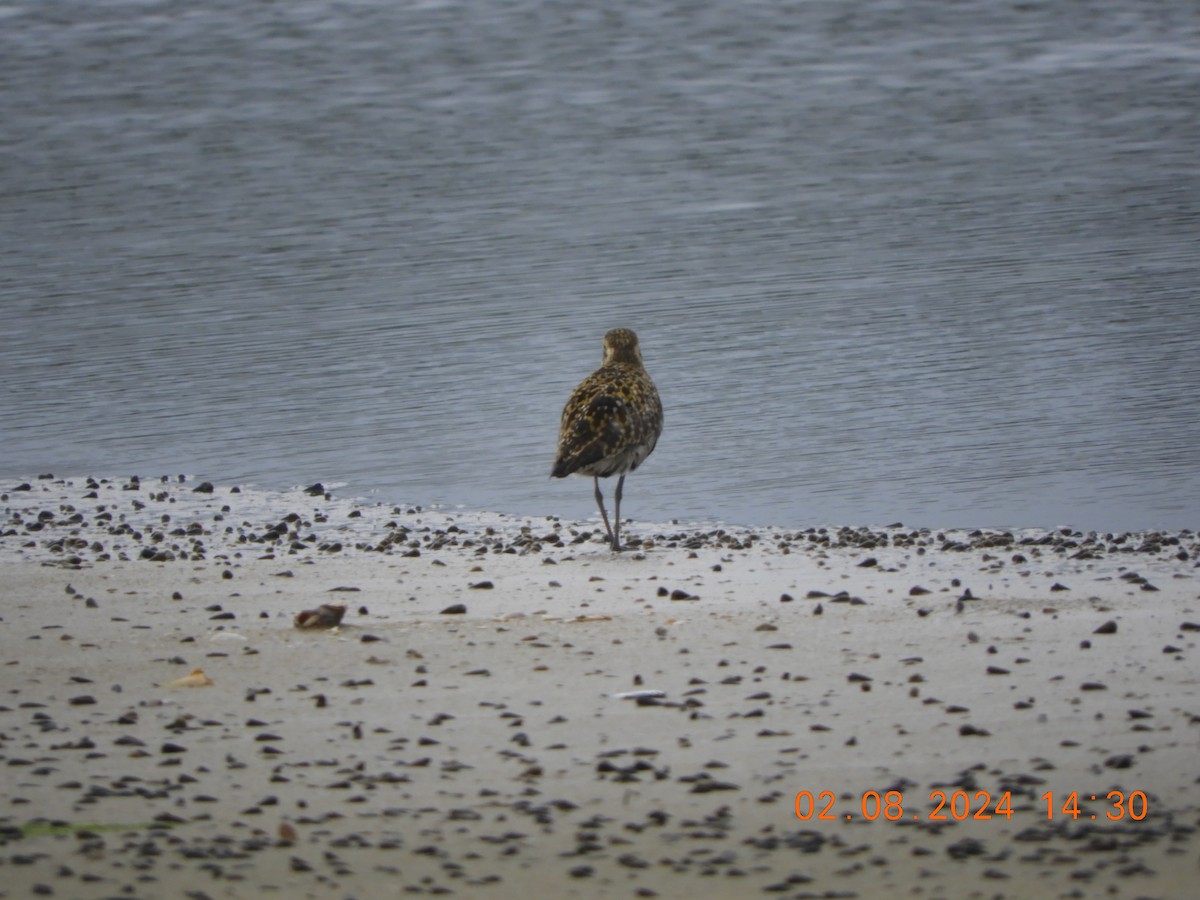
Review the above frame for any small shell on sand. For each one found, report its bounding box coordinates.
[164,668,214,688]
[294,603,347,629]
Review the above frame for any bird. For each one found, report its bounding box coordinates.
[551,328,663,551]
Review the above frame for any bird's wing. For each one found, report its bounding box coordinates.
[551,393,630,477]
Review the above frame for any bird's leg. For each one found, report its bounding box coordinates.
[593,476,615,548]
[612,474,625,552]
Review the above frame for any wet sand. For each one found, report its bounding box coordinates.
[2,476,1198,898]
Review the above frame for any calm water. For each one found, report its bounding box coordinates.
[2,0,1199,531]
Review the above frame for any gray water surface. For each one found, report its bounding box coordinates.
[2,0,1199,530]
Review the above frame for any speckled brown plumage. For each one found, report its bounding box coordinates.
[551,328,663,551]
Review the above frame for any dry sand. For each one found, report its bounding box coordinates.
[1,475,1198,899]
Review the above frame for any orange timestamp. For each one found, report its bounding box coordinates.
[795,789,1149,822]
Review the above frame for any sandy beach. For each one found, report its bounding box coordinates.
[2,475,1197,899]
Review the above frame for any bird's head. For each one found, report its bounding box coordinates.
[602,328,644,367]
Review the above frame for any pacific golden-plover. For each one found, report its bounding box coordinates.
[551,328,663,551]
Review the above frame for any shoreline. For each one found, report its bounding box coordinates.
[2,475,1198,898]
[5,472,1195,562]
